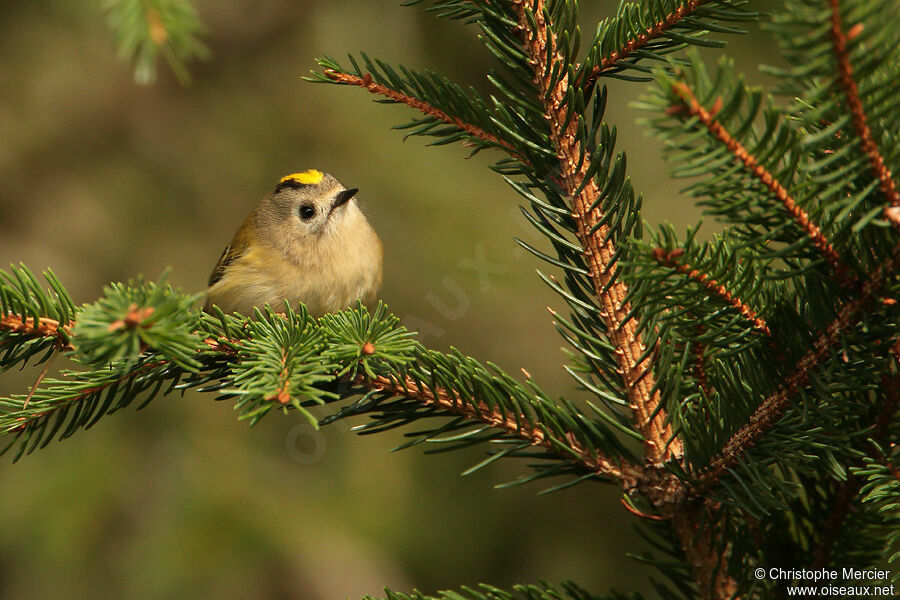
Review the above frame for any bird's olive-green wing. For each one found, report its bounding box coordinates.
[207,221,254,287]
[208,245,235,287]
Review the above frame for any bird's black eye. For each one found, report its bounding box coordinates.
[299,204,316,220]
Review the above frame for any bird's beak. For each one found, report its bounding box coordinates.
[331,188,359,212]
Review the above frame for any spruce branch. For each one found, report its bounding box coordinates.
[669,504,739,600]
[73,274,203,370]
[360,373,645,488]
[321,69,523,160]
[225,306,336,425]
[580,0,756,86]
[0,314,73,351]
[857,459,900,582]
[10,1,900,596]
[309,55,544,169]
[1,271,638,489]
[512,0,681,464]
[1,264,77,371]
[809,364,900,569]
[827,0,900,208]
[652,247,771,336]
[584,0,712,88]
[0,358,175,461]
[668,80,847,276]
[104,0,209,85]
[694,240,900,492]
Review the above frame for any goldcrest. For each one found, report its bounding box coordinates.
[205,170,382,316]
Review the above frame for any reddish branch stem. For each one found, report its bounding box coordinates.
[653,247,771,336]
[363,373,645,488]
[828,0,900,208]
[669,503,739,600]
[670,82,846,276]
[582,0,711,89]
[513,0,681,464]
[323,70,522,159]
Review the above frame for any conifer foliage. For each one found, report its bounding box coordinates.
[5,1,900,598]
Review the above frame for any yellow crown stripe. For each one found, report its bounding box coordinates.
[280,170,324,185]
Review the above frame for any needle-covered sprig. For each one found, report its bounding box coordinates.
[104,0,208,85]
[319,301,421,380]
[217,304,337,426]
[2,276,640,490]
[74,272,203,370]
[0,264,75,373]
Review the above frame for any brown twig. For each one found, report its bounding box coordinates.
[323,70,524,161]
[513,0,681,464]
[670,81,847,276]
[0,314,73,351]
[694,240,900,492]
[22,351,60,409]
[581,0,712,90]
[362,373,646,488]
[653,247,772,336]
[828,0,900,208]
[202,337,237,355]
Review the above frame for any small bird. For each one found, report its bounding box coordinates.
[205,170,382,317]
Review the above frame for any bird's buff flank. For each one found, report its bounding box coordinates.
[205,170,382,317]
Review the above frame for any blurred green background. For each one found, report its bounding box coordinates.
[0,1,780,598]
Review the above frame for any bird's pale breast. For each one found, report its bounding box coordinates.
[205,217,382,317]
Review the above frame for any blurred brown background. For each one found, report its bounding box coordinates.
[0,1,780,598]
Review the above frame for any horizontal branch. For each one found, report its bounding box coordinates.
[670,81,847,277]
[3,304,645,488]
[361,373,645,488]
